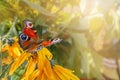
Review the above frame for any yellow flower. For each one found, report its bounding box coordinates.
[3,38,79,80]
[2,38,22,59]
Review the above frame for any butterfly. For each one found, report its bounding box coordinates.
[18,20,62,53]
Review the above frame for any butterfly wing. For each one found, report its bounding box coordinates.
[23,27,38,39]
[23,20,38,39]
[41,38,62,47]
[18,33,43,52]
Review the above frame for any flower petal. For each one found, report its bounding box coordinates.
[41,48,53,60]
[8,47,13,57]
[37,50,45,72]
[1,45,9,52]
[9,52,31,75]
[43,59,54,79]
[29,70,40,80]
[53,65,79,80]
[9,45,21,58]
[52,69,61,80]
[22,57,36,80]
[41,71,47,80]
[12,43,21,55]
[53,66,67,80]
[36,71,47,80]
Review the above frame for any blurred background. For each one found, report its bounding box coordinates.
[0,0,120,80]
